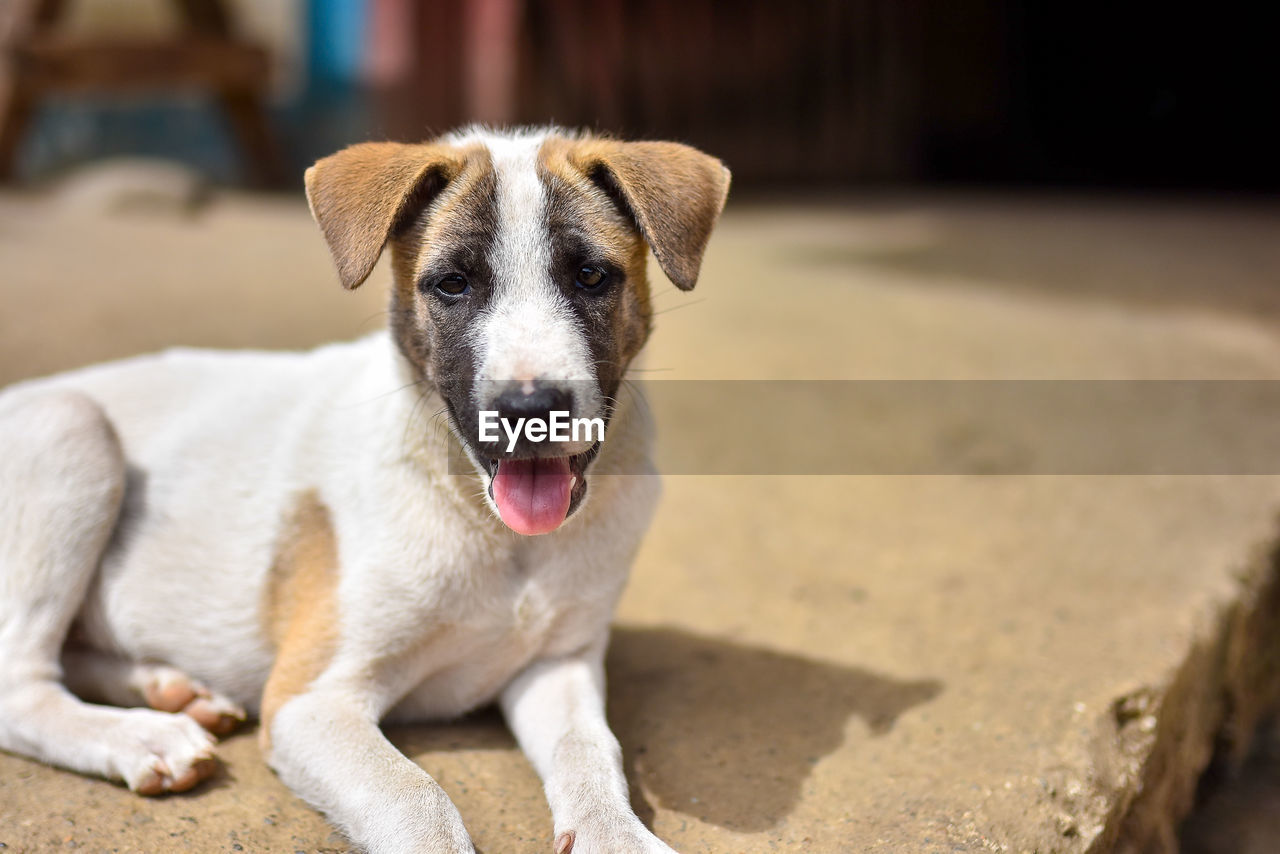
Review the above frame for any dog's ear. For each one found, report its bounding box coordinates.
[305,142,466,290]
[572,141,731,291]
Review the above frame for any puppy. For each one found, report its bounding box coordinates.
[0,126,729,853]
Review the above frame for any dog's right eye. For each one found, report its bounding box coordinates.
[433,274,470,297]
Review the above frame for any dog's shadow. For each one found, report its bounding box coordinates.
[390,625,940,832]
[605,626,940,831]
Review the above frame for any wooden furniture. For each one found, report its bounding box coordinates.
[0,0,283,185]
[380,0,924,184]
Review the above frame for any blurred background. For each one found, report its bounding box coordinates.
[2,2,1280,853]
[2,0,1275,192]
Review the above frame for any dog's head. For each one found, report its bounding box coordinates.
[305,127,730,536]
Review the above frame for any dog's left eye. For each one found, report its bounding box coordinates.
[434,274,470,296]
[574,266,608,291]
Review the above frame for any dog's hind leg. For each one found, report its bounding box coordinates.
[0,390,217,794]
[62,647,247,736]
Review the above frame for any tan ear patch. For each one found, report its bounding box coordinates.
[305,142,468,290]
[259,491,340,752]
[562,138,731,290]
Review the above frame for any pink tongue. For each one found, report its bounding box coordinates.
[492,457,573,535]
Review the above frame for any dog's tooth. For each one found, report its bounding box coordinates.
[569,476,577,489]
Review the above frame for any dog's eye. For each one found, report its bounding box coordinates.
[434,274,469,297]
[575,266,608,291]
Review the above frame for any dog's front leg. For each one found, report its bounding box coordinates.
[267,688,475,854]
[502,640,676,854]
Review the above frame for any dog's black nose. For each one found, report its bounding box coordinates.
[493,383,574,424]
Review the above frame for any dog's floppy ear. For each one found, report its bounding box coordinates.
[305,142,466,290]
[572,141,731,291]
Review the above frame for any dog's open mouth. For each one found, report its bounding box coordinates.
[484,444,599,536]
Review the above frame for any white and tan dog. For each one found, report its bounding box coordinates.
[0,126,729,854]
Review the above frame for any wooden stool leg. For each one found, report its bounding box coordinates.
[0,72,35,181]
[217,86,285,188]
[0,0,60,181]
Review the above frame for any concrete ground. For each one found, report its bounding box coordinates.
[2,183,1280,852]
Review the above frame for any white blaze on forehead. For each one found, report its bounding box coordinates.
[471,131,600,415]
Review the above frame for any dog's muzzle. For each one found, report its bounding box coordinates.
[471,380,603,536]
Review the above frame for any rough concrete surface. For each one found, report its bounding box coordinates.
[2,189,1280,852]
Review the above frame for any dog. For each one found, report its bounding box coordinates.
[0,126,730,854]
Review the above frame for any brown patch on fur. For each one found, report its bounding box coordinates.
[614,238,654,368]
[305,142,469,290]
[553,137,731,291]
[259,491,340,752]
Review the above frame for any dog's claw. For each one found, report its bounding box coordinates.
[554,831,575,854]
[182,696,246,736]
[133,760,168,796]
[167,764,203,792]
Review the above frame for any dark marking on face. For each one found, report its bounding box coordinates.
[305,130,728,530]
[387,146,499,412]
[383,135,656,480]
[538,138,653,407]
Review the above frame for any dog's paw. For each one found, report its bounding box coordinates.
[554,825,677,854]
[140,666,246,736]
[110,708,219,795]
